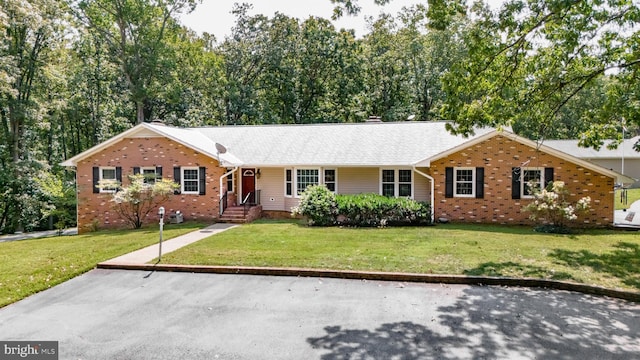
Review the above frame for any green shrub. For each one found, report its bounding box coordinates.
[291,185,337,226]
[523,181,591,233]
[292,188,432,227]
[336,193,432,227]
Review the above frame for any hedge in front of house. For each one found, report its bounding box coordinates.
[292,186,431,227]
[336,193,431,227]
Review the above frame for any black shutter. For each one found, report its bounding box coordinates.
[445,167,454,198]
[116,167,122,183]
[133,167,140,175]
[199,167,206,195]
[544,167,554,188]
[92,167,99,193]
[156,166,163,179]
[173,167,181,194]
[512,167,521,199]
[475,167,484,199]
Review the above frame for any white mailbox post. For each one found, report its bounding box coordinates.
[158,206,165,262]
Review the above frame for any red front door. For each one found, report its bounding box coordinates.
[241,169,256,204]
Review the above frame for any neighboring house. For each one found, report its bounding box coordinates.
[61,122,633,232]
[545,136,640,185]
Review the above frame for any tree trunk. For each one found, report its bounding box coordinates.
[136,100,145,124]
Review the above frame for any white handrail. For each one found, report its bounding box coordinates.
[242,192,252,205]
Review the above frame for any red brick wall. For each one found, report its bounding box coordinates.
[76,136,224,233]
[430,134,615,227]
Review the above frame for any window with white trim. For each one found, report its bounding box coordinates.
[382,170,395,197]
[522,168,543,198]
[141,167,157,184]
[324,169,336,192]
[99,167,117,193]
[226,168,235,193]
[381,169,413,197]
[454,167,475,197]
[181,167,200,194]
[296,169,319,195]
[398,169,412,197]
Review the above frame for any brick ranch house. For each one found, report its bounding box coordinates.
[61,121,633,233]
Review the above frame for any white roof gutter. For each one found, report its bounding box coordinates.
[413,166,434,223]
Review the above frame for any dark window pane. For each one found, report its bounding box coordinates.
[382,183,395,197]
[183,169,199,192]
[456,169,473,182]
[324,169,335,182]
[142,168,156,184]
[399,184,411,197]
[398,170,411,183]
[382,170,394,183]
[456,182,473,195]
[102,168,116,180]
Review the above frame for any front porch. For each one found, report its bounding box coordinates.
[219,205,263,224]
[219,189,262,224]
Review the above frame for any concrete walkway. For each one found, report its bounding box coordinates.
[99,223,237,265]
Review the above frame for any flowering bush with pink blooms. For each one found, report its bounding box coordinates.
[523,181,591,233]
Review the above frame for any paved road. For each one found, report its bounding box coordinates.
[0,228,78,243]
[1,270,638,359]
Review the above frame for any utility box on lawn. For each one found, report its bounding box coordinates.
[169,211,183,224]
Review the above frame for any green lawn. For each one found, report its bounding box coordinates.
[0,222,206,308]
[615,188,640,210]
[161,220,640,293]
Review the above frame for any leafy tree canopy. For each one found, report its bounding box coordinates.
[341,0,640,149]
[438,0,640,149]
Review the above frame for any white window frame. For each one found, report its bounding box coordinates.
[181,167,200,195]
[381,169,395,197]
[226,168,235,193]
[99,166,117,193]
[284,168,337,198]
[296,168,320,196]
[454,167,475,198]
[397,169,412,197]
[324,168,337,193]
[521,167,543,199]
[141,167,157,184]
[379,168,414,198]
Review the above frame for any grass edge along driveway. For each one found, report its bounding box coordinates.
[0,222,205,308]
[161,220,640,293]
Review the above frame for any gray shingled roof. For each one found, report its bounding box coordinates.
[148,122,496,167]
[545,136,640,159]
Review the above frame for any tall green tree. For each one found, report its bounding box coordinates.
[74,0,200,124]
[63,28,132,155]
[295,17,344,123]
[397,6,466,121]
[436,0,640,148]
[362,14,415,121]
[220,4,271,124]
[0,0,66,232]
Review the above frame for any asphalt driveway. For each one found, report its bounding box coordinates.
[1,269,638,359]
